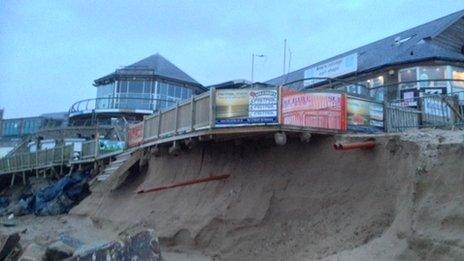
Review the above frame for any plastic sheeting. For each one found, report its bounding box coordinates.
[26,171,90,216]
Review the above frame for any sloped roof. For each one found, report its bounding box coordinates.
[266,9,464,87]
[94,53,202,87]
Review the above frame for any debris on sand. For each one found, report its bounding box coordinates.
[0,232,21,260]
[69,229,161,261]
[2,171,90,217]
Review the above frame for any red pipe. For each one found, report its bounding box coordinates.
[136,174,230,194]
[333,140,375,150]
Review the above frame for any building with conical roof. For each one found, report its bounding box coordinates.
[69,53,204,125]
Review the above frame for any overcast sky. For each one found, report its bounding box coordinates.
[1,0,463,118]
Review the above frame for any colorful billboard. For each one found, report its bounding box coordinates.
[99,140,125,154]
[347,97,384,132]
[215,89,278,126]
[128,122,144,147]
[281,90,347,131]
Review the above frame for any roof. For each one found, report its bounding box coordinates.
[94,53,202,87]
[207,79,252,89]
[266,9,464,87]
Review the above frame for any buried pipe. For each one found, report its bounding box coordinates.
[136,174,230,194]
[333,139,376,151]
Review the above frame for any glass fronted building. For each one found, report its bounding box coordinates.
[0,115,66,138]
[69,53,205,125]
[94,73,195,111]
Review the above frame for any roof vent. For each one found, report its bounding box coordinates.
[393,34,416,46]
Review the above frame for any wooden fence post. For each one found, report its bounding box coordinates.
[60,145,64,175]
[209,87,216,129]
[10,173,15,187]
[190,96,195,131]
[157,112,162,139]
[174,101,179,134]
[35,149,38,178]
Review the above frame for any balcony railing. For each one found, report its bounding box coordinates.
[69,97,178,116]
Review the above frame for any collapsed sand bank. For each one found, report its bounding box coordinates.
[69,129,464,260]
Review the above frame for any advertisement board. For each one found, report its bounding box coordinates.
[281,90,347,131]
[128,122,144,147]
[347,97,384,132]
[99,140,125,154]
[215,89,278,126]
[304,53,358,86]
[422,96,452,120]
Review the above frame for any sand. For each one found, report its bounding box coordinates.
[4,129,464,260]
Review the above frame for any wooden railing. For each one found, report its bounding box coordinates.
[142,91,213,142]
[0,144,74,174]
[0,138,126,174]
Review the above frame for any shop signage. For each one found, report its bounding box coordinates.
[281,90,347,131]
[422,96,452,118]
[304,53,358,86]
[347,97,384,131]
[128,122,144,147]
[215,89,278,126]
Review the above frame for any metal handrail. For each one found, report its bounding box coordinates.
[282,77,369,91]
[369,78,464,90]
[69,97,179,114]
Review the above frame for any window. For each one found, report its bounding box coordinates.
[399,68,418,90]
[145,81,153,94]
[451,67,464,102]
[418,66,446,88]
[452,67,464,88]
[366,76,385,101]
[181,87,188,99]
[119,81,128,93]
[175,85,182,98]
[160,82,168,96]
[96,82,115,99]
[168,84,175,97]
[129,81,144,93]
[3,120,20,136]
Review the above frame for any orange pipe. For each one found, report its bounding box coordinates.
[136,174,230,194]
[333,140,375,150]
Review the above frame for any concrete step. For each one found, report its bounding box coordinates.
[105,165,121,172]
[112,158,129,164]
[117,151,133,157]
[97,174,110,181]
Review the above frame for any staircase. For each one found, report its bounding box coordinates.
[97,149,141,182]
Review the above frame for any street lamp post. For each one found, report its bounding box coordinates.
[251,53,265,87]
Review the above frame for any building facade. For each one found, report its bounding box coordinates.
[69,53,205,125]
[0,114,66,138]
[266,10,464,103]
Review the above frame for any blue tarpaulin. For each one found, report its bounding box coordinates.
[27,171,90,215]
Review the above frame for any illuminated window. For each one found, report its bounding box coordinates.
[452,67,464,88]
[418,66,446,88]
[399,68,418,90]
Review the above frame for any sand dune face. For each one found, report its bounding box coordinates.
[72,130,464,260]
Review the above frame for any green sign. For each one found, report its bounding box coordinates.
[99,140,125,154]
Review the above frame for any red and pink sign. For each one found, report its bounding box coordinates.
[281,89,347,131]
[128,122,144,147]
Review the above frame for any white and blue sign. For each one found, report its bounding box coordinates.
[215,89,278,126]
[304,53,358,86]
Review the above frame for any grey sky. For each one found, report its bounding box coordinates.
[1,0,463,118]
